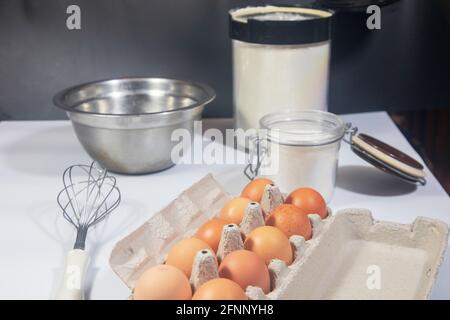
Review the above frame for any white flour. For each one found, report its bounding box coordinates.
[233,40,330,130]
[258,111,344,203]
[264,141,341,203]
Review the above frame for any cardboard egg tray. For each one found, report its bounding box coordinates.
[109,174,449,299]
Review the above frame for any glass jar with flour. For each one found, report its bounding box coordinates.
[229,6,334,131]
[246,110,346,203]
[245,110,428,203]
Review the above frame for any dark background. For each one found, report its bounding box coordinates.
[0,0,449,120]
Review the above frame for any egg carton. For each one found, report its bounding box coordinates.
[109,174,449,299]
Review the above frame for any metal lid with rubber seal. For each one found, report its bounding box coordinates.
[229,5,334,45]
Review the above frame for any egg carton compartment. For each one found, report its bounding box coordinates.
[252,209,448,299]
[109,174,448,299]
[110,174,328,295]
[110,174,232,288]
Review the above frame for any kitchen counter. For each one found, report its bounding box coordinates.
[0,111,449,299]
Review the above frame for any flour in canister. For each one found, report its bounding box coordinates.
[265,140,340,203]
[232,40,330,131]
[260,114,343,203]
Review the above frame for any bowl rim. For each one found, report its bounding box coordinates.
[53,76,216,117]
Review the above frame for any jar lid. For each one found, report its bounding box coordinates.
[259,110,346,146]
[229,6,333,45]
[350,133,426,185]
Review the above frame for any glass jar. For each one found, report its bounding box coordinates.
[229,6,334,131]
[252,110,346,203]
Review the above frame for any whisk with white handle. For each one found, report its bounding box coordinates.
[56,162,121,300]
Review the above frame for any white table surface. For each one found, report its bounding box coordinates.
[0,111,449,300]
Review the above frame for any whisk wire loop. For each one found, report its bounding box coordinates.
[57,162,121,250]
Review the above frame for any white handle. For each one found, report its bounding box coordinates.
[56,249,89,300]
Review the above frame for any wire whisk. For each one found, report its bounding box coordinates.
[57,161,121,249]
[56,161,121,300]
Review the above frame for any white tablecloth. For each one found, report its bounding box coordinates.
[0,111,449,299]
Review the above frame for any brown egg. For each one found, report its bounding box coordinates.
[286,187,327,219]
[244,226,293,265]
[133,264,192,300]
[241,178,274,203]
[218,250,271,293]
[195,218,228,252]
[192,278,248,300]
[165,238,212,277]
[218,197,252,224]
[266,204,312,240]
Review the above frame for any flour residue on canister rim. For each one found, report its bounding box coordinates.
[230,6,332,23]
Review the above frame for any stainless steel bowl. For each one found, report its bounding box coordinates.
[54,77,215,174]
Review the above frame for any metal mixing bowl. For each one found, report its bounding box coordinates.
[54,77,215,174]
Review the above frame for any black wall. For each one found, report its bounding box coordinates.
[0,0,449,120]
